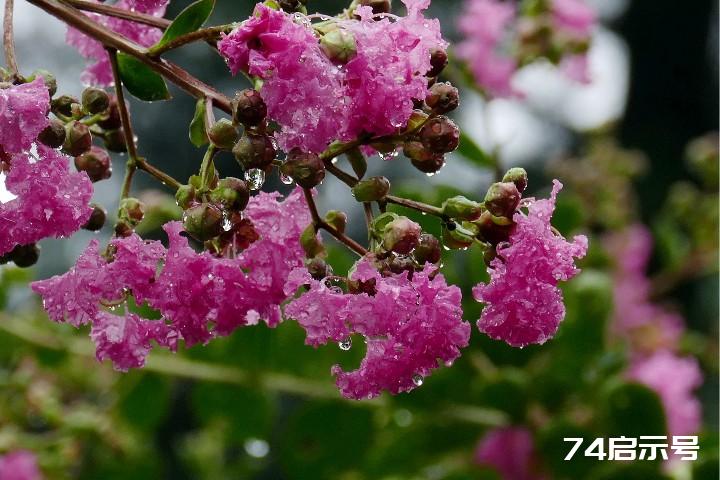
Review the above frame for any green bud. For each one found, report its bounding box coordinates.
[351,176,390,202]
[81,87,110,115]
[484,181,521,218]
[405,110,429,132]
[82,204,107,231]
[183,203,224,241]
[208,119,238,150]
[502,167,528,193]
[281,149,325,188]
[300,224,326,258]
[37,118,66,148]
[382,216,421,254]
[232,132,276,170]
[320,29,357,63]
[210,177,250,211]
[118,198,145,225]
[175,184,197,209]
[442,195,483,221]
[62,121,92,157]
[51,95,79,118]
[324,210,347,234]
[413,233,441,264]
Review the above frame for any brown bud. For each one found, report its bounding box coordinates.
[6,243,40,268]
[419,116,460,154]
[37,118,66,148]
[476,211,514,245]
[484,182,521,218]
[232,132,276,170]
[232,89,267,127]
[382,216,422,254]
[82,204,107,231]
[281,148,325,189]
[74,146,112,182]
[360,0,391,14]
[97,96,122,130]
[306,257,332,280]
[427,47,448,78]
[404,141,446,174]
[118,198,145,225]
[62,121,92,157]
[81,87,110,115]
[413,233,441,264]
[425,82,459,114]
[51,95,79,118]
[102,129,128,153]
[210,177,250,211]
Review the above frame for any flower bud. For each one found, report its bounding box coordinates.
[114,220,134,238]
[281,149,325,188]
[324,210,347,234]
[382,216,421,254]
[351,176,390,202]
[97,97,122,130]
[183,203,224,241]
[385,254,416,274]
[232,132,276,170]
[74,146,112,182]
[62,121,92,157]
[208,119,238,150]
[30,69,57,97]
[360,0,391,14]
[320,29,357,63]
[476,210,513,245]
[405,110,429,132]
[419,116,460,154]
[118,197,145,225]
[102,129,127,153]
[306,257,332,280]
[37,118,66,148]
[442,195,483,221]
[81,87,110,115]
[278,0,306,12]
[6,243,40,268]
[210,177,250,211]
[82,203,107,231]
[175,184,197,209]
[51,95,79,118]
[442,222,475,250]
[413,233,441,264]
[232,89,267,127]
[300,224,325,258]
[502,167,528,193]
[404,141,446,174]
[484,181,520,218]
[427,47,448,78]
[425,82,459,114]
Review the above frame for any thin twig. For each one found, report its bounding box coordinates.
[148,24,233,57]
[303,188,368,256]
[385,195,446,218]
[3,0,19,79]
[62,0,170,29]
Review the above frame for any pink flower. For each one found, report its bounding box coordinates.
[551,0,596,38]
[0,450,42,480]
[66,0,167,86]
[475,427,544,480]
[0,146,94,256]
[0,79,49,154]
[32,188,314,370]
[456,0,518,97]
[628,351,702,437]
[473,181,588,347]
[284,258,471,399]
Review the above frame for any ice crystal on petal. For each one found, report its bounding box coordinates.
[473,180,588,347]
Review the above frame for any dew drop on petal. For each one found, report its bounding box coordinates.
[412,374,424,386]
[245,168,266,190]
[338,337,352,351]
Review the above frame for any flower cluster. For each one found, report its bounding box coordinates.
[66,0,168,86]
[456,0,596,97]
[284,258,470,399]
[473,180,588,347]
[605,226,702,437]
[218,0,446,153]
[31,188,316,371]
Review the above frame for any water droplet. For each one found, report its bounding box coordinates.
[280,172,294,185]
[412,374,424,386]
[222,212,232,231]
[379,150,399,161]
[245,168,265,190]
[243,438,269,458]
[425,172,436,177]
[338,337,352,351]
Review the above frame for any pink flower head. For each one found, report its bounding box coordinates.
[32,188,314,370]
[0,146,94,256]
[66,0,167,86]
[475,427,544,480]
[628,351,702,437]
[551,0,596,38]
[456,0,518,97]
[284,258,471,399]
[473,181,588,347]
[0,450,42,480]
[0,79,49,155]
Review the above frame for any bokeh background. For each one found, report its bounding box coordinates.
[1,0,718,478]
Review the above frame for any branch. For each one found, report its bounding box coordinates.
[303,188,368,256]
[3,0,19,79]
[385,195,446,218]
[26,0,232,113]
[61,0,170,29]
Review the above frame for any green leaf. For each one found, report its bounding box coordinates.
[346,148,367,179]
[116,53,170,102]
[151,0,216,51]
[189,98,209,147]
[457,132,495,169]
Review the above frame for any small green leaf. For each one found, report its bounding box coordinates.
[116,53,170,102]
[457,132,495,169]
[189,98,209,147]
[151,0,216,51]
[346,148,367,179]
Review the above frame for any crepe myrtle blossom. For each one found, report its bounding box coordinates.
[0,450,43,480]
[31,188,316,371]
[284,258,471,400]
[475,427,545,480]
[473,181,588,348]
[218,0,447,153]
[66,0,168,86]
[0,78,50,154]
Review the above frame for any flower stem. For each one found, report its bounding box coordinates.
[3,0,19,79]
[303,188,368,256]
[147,24,234,57]
[385,195,446,218]
[61,0,170,29]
